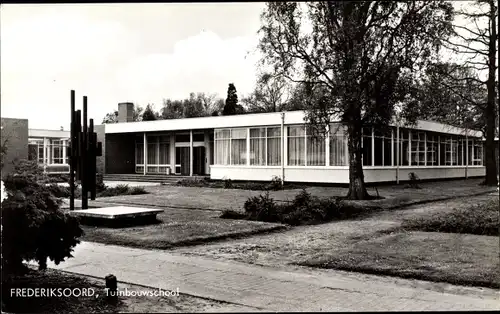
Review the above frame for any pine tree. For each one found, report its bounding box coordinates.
[223,83,238,115]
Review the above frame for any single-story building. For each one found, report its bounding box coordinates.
[98,103,488,184]
[2,104,495,184]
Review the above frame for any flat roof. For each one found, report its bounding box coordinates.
[29,129,70,139]
[103,110,483,138]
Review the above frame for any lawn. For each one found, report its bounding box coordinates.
[171,194,500,289]
[81,206,286,249]
[2,267,252,313]
[297,231,500,289]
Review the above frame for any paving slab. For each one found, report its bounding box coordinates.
[70,206,163,219]
[39,241,500,312]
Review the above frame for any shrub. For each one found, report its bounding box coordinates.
[223,178,233,189]
[220,209,248,219]
[1,160,83,275]
[244,192,281,222]
[176,178,208,187]
[267,175,283,191]
[401,199,499,236]
[95,173,107,193]
[97,184,148,197]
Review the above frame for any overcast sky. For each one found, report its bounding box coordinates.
[0,2,489,130]
[1,3,266,129]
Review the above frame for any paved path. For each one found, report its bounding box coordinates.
[43,241,499,312]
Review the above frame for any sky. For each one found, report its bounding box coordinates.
[0,2,492,131]
[1,3,266,129]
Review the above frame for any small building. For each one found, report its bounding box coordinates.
[98,104,486,184]
[1,117,70,177]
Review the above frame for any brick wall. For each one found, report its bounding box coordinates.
[105,133,136,174]
[1,118,29,178]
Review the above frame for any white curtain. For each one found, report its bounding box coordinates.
[215,139,230,165]
[267,127,281,166]
[231,139,246,165]
[250,128,266,165]
[307,136,325,166]
[288,126,305,166]
[136,143,144,164]
[159,143,169,164]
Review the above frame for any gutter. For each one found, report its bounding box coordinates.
[281,111,285,187]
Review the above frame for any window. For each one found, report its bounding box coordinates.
[159,136,170,165]
[230,128,247,165]
[426,134,438,166]
[147,136,158,165]
[249,127,282,166]
[193,133,205,142]
[214,129,230,165]
[400,129,410,166]
[51,140,64,164]
[250,128,266,165]
[329,124,348,166]
[410,131,425,166]
[473,140,483,165]
[306,127,326,166]
[457,138,464,166]
[373,127,392,166]
[267,127,281,166]
[28,139,43,163]
[362,127,372,166]
[288,126,305,166]
[175,134,190,142]
[135,140,144,165]
[443,136,458,165]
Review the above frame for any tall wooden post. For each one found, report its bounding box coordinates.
[82,96,88,209]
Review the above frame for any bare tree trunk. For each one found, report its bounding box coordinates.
[484,0,498,186]
[346,122,370,199]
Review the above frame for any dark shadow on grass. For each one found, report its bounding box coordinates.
[295,260,500,289]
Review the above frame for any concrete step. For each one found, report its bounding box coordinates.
[103,174,208,183]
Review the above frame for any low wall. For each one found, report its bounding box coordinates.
[210,165,485,184]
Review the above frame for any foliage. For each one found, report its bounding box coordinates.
[97,184,147,197]
[161,93,225,119]
[258,1,454,199]
[1,160,83,274]
[242,73,293,113]
[401,198,499,236]
[95,173,107,193]
[142,104,158,121]
[102,105,144,123]
[405,172,421,189]
[225,190,372,226]
[222,83,245,115]
[223,178,233,189]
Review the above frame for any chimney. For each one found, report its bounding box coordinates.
[118,102,134,123]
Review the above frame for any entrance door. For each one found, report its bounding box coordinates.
[193,147,206,175]
[175,147,190,175]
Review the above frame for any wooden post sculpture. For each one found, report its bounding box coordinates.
[69,90,103,210]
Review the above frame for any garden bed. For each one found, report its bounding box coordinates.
[176,177,306,191]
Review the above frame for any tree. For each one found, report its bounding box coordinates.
[436,0,498,185]
[222,83,245,115]
[101,105,144,123]
[411,62,487,131]
[242,73,292,113]
[142,104,158,121]
[258,1,454,199]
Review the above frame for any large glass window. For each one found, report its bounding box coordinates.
[267,127,281,166]
[410,131,425,166]
[250,128,266,165]
[426,134,438,166]
[374,127,392,166]
[159,136,170,165]
[362,127,372,166]
[473,139,483,165]
[214,129,230,165]
[288,126,305,166]
[400,129,410,166]
[329,124,348,166]
[443,136,458,165]
[306,128,326,166]
[51,140,64,164]
[230,128,247,165]
[135,140,144,165]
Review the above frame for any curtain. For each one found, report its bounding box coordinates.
[159,143,169,164]
[288,137,305,166]
[250,128,266,165]
[215,139,230,165]
[136,143,144,164]
[307,136,325,166]
[267,137,281,166]
[147,143,157,164]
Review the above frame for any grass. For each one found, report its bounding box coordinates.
[400,198,499,236]
[81,207,286,249]
[297,231,500,289]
